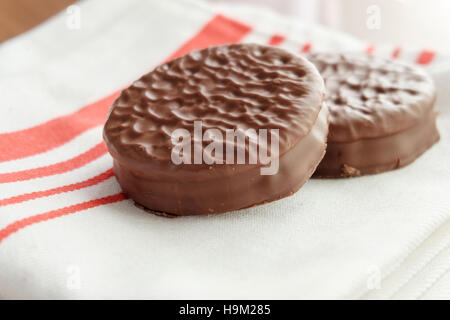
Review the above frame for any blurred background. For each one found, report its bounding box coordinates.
[208,0,450,51]
[1,0,449,51]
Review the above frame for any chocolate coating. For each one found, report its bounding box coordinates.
[308,53,440,177]
[104,44,328,216]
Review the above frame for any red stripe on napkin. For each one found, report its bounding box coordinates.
[392,46,401,59]
[0,95,117,163]
[268,34,285,46]
[0,169,114,206]
[365,44,375,55]
[166,14,251,61]
[300,42,312,53]
[0,193,127,243]
[0,143,107,183]
[416,50,436,65]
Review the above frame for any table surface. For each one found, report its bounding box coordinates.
[0,0,76,43]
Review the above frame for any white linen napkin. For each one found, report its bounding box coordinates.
[0,0,448,299]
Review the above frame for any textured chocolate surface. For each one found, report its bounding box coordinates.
[105,44,324,162]
[104,44,328,215]
[308,53,439,177]
[309,53,436,142]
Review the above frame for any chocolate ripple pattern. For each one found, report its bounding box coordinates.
[308,53,439,177]
[310,53,436,142]
[103,43,328,216]
[104,44,325,162]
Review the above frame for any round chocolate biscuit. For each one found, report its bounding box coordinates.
[308,52,439,177]
[104,44,328,216]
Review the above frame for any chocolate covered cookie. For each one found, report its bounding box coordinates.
[308,53,439,177]
[104,44,328,216]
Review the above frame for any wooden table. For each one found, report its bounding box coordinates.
[0,0,76,43]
